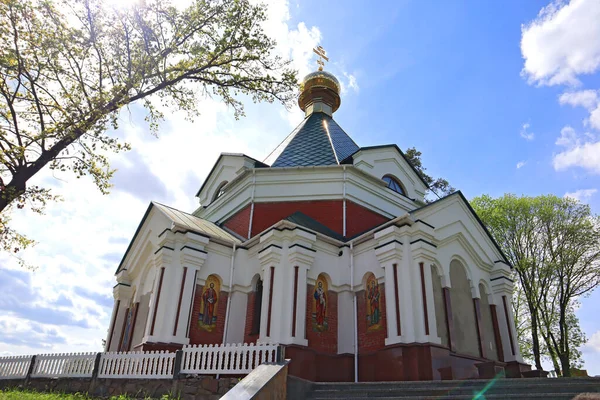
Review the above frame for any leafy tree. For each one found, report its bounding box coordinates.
[471,194,552,371]
[0,0,297,256]
[538,197,600,376]
[472,194,600,375]
[404,147,455,199]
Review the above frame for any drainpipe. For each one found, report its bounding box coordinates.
[218,242,236,379]
[343,166,347,238]
[247,170,256,239]
[350,241,358,382]
[223,243,236,344]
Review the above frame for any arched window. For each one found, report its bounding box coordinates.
[382,175,406,196]
[251,279,263,335]
[213,181,228,201]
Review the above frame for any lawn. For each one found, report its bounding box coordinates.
[0,390,176,400]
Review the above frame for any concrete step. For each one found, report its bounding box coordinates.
[305,378,600,400]
[310,395,584,400]
[312,377,600,391]
[311,383,600,395]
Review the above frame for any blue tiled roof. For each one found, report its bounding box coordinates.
[270,112,359,168]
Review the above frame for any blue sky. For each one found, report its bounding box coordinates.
[2,0,600,376]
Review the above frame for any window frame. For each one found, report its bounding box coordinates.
[382,174,407,196]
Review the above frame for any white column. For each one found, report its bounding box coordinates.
[173,244,207,342]
[381,263,399,341]
[491,273,522,363]
[107,283,133,351]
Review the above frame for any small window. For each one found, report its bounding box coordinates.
[213,181,228,201]
[383,175,406,196]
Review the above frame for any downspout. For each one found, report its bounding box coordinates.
[350,241,358,382]
[247,170,256,239]
[218,242,236,379]
[343,166,347,238]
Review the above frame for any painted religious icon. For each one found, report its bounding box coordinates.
[312,275,328,332]
[198,275,220,332]
[119,303,136,351]
[366,273,383,331]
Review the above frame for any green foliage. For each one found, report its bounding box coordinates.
[0,389,180,399]
[0,0,298,256]
[403,147,455,199]
[471,194,600,375]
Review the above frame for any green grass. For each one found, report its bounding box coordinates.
[0,390,177,400]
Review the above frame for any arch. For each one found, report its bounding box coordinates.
[478,281,499,361]
[478,279,494,303]
[382,174,406,196]
[449,259,479,357]
[212,180,229,201]
[250,273,262,289]
[449,255,474,284]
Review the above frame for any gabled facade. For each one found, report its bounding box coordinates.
[106,68,527,382]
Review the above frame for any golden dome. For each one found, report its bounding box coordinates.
[298,70,341,113]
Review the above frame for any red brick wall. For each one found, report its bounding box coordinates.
[222,200,389,239]
[243,291,259,344]
[188,285,228,345]
[346,201,389,238]
[305,284,337,354]
[357,283,387,354]
[222,204,251,239]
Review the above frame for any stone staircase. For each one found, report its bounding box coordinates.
[303,377,600,400]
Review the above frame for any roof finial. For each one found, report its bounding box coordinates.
[313,45,329,71]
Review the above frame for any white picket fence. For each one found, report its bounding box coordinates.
[30,352,97,378]
[0,355,33,379]
[181,343,279,375]
[98,351,175,379]
[0,343,280,380]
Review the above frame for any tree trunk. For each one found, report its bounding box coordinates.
[560,354,571,377]
[528,305,543,370]
[0,178,26,215]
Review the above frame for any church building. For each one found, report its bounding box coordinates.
[105,62,526,382]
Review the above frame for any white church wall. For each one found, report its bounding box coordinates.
[351,147,427,202]
[198,154,257,206]
[225,291,248,344]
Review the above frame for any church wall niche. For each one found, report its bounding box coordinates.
[188,274,228,345]
[479,283,498,361]
[243,276,263,344]
[357,272,387,354]
[131,293,151,350]
[431,265,448,348]
[449,260,479,358]
[306,274,337,354]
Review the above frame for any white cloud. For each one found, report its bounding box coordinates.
[553,126,600,173]
[521,0,600,86]
[516,161,527,169]
[559,89,599,109]
[564,188,598,202]
[0,0,321,356]
[520,123,535,141]
[559,89,600,131]
[587,330,600,353]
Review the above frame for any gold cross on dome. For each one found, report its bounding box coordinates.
[313,45,329,71]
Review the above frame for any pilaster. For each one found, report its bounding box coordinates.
[375,224,413,344]
[491,265,522,363]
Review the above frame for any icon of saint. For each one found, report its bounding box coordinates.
[202,282,217,326]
